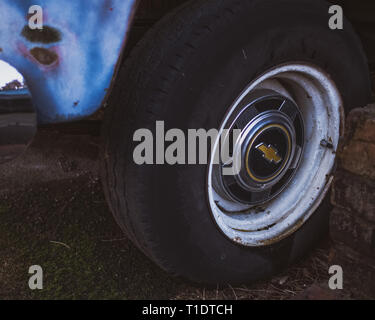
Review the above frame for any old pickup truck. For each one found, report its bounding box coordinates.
[0,0,374,284]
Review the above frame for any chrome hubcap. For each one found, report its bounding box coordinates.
[218,90,304,205]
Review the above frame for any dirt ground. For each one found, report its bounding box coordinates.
[0,126,372,300]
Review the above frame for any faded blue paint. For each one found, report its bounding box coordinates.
[0,0,137,123]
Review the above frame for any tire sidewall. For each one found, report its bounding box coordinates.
[115,0,371,283]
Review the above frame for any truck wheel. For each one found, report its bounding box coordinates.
[101,0,371,284]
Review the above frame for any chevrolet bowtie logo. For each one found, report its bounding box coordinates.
[256,143,282,164]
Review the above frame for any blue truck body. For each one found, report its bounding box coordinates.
[0,0,137,123]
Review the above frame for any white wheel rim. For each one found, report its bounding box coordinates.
[207,63,344,246]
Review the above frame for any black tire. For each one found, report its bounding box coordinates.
[101,0,371,284]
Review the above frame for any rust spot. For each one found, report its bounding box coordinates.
[0,48,2,53]
[30,47,58,66]
[259,218,306,246]
[21,25,61,44]
[73,101,79,107]
[234,237,243,244]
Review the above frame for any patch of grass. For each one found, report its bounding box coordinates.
[0,174,368,300]
[0,176,185,300]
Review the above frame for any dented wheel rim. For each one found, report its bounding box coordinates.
[207,63,344,247]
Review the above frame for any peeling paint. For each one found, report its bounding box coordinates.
[30,47,58,66]
[0,0,138,123]
[21,25,61,44]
